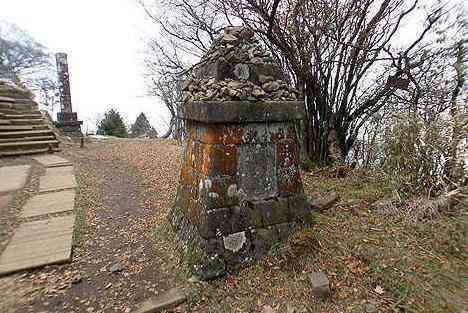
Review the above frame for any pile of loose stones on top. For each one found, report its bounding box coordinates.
[182,27,301,103]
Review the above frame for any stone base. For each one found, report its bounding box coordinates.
[56,111,83,136]
[170,202,310,279]
[172,99,309,279]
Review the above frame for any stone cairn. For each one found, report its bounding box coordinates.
[0,80,60,156]
[171,27,310,279]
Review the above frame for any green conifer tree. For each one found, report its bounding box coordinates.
[96,109,128,138]
[130,112,158,138]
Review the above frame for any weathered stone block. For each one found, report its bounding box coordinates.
[230,204,263,232]
[182,101,305,123]
[198,208,232,238]
[222,123,272,145]
[198,175,238,210]
[172,26,308,277]
[200,237,224,256]
[135,287,186,313]
[308,272,331,298]
[278,166,302,196]
[183,139,202,171]
[288,194,310,218]
[194,60,283,85]
[268,123,296,142]
[198,124,223,144]
[186,121,198,140]
[276,222,294,241]
[222,125,245,145]
[255,198,289,226]
[199,144,237,177]
[237,144,277,200]
[230,205,249,233]
[251,227,278,260]
[277,140,299,167]
[223,231,252,272]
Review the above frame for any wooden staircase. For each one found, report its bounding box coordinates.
[0,97,60,157]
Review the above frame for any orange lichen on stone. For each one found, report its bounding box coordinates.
[199,124,223,144]
[223,126,245,145]
[199,144,237,177]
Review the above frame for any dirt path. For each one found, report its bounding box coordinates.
[1,139,183,313]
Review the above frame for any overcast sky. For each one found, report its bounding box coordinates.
[2,0,466,135]
[2,0,168,134]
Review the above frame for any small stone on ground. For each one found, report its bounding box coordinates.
[135,287,186,313]
[308,271,330,298]
[363,302,378,313]
[109,263,123,273]
[262,305,276,313]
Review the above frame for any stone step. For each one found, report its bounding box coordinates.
[0,215,74,276]
[0,140,59,150]
[0,96,15,103]
[0,119,12,125]
[0,125,49,131]
[0,103,13,110]
[0,147,60,157]
[0,135,56,143]
[1,113,43,119]
[7,119,44,125]
[0,103,35,111]
[0,130,54,138]
[0,140,60,157]
[0,108,41,115]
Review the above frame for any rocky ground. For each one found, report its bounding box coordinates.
[0,138,466,313]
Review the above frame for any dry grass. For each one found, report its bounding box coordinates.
[180,169,467,312]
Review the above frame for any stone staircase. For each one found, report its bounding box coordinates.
[0,96,60,157]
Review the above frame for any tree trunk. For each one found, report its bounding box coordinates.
[444,41,466,186]
[304,84,346,166]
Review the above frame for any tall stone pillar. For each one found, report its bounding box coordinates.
[171,27,310,279]
[55,53,83,136]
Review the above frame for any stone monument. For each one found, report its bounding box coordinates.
[55,53,83,136]
[171,27,310,279]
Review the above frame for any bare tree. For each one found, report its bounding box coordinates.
[141,0,454,166]
[219,0,450,165]
[140,0,232,138]
[150,76,185,140]
[0,20,58,106]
